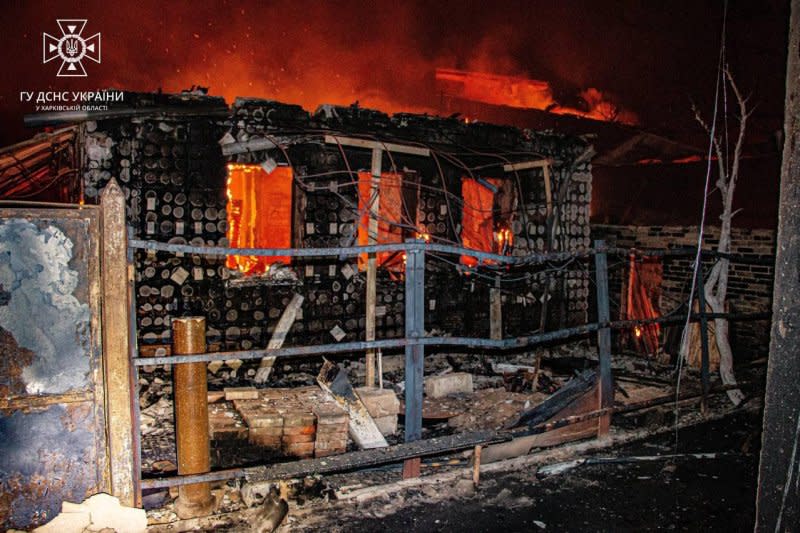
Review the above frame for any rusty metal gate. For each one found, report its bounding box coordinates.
[0,207,110,530]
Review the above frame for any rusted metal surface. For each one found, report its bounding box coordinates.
[172,317,215,518]
[0,207,109,531]
[101,181,136,506]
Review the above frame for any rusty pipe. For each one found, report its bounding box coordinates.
[172,317,215,518]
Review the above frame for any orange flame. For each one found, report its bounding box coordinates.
[436,68,637,125]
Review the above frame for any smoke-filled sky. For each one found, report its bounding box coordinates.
[0,0,789,146]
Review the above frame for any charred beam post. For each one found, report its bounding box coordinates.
[593,240,613,436]
[696,262,711,413]
[365,147,382,388]
[100,179,137,507]
[172,317,215,518]
[403,239,425,478]
[756,1,800,528]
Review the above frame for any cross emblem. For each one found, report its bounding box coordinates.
[43,19,101,77]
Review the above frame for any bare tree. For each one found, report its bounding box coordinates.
[682,67,753,405]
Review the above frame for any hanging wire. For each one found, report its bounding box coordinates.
[674,0,729,452]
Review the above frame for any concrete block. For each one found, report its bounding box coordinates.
[373,415,397,436]
[424,372,473,398]
[355,386,400,417]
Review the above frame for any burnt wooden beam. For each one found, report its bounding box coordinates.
[100,179,137,507]
[756,1,800,529]
[511,369,598,428]
[365,147,382,387]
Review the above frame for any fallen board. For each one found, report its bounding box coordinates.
[317,360,388,449]
[254,293,304,384]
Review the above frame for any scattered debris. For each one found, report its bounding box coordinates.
[447,389,546,432]
[248,494,289,533]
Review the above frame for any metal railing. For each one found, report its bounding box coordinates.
[126,236,771,493]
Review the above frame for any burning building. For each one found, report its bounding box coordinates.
[1,90,605,529]
[0,87,777,531]
[59,90,594,351]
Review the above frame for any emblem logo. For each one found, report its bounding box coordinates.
[43,19,101,77]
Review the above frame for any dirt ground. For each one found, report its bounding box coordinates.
[295,411,760,532]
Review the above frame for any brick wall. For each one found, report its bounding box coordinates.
[592,224,775,357]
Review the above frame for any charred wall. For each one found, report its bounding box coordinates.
[81,92,592,356]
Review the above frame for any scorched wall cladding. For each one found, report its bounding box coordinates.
[81,92,593,352]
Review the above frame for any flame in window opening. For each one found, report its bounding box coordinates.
[494,227,513,254]
[225,163,293,275]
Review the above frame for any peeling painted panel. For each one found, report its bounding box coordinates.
[0,219,91,394]
[0,403,97,529]
[0,208,108,531]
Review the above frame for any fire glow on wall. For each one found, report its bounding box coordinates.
[225,163,293,274]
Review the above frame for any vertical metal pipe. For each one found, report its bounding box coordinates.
[403,241,425,478]
[696,263,711,413]
[172,317,215,518]
[593,240,613,436]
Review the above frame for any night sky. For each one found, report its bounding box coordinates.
[0,0,790,146]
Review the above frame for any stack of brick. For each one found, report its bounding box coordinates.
[312,404,350,457]
[221,386,350,459]
[208,401,248,440]
[355,386,400,436]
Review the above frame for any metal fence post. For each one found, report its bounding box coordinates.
[172,317,215,518]
[403,240,425,478]
[696,261,711,413]
[593,240,613,436]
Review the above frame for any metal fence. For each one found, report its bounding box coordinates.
[126,235,770,494]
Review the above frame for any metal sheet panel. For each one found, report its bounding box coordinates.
[0,208,108,530]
